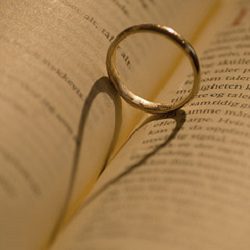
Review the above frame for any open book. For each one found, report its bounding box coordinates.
[1,0,250,249]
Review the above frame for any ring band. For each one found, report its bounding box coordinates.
[106,24,200,114]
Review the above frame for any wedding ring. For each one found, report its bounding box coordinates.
[106,24,200,114]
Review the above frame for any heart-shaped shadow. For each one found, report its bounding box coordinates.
[50,77,186,244]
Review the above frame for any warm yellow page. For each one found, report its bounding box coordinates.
[0,1,121,249]
[0,1,213,250]
[51,1,250,249]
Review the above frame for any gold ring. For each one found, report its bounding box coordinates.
[106,24,200,114]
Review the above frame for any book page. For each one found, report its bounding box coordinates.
[0,1,213,249]
[50,1,250,249]
[0,1,121,249]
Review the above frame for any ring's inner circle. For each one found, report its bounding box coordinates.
[112,29,195,111]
